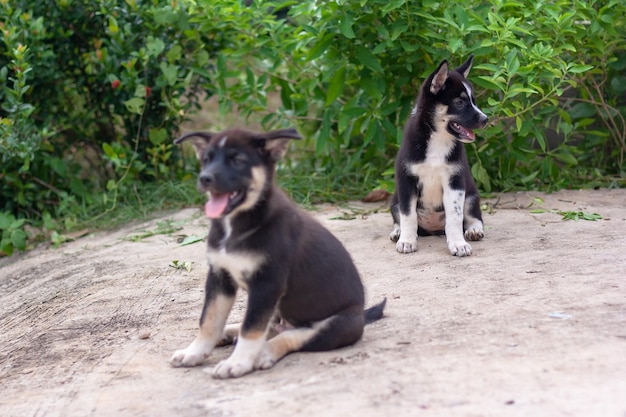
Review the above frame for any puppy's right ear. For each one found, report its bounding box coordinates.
[253,128,302,162]
[430,60,449,95]
[174,131,213,160]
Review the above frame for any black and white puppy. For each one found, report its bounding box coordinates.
[170,127,385,379]
[390,56,488,256]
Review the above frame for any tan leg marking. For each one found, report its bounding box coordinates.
[169,294,235,367]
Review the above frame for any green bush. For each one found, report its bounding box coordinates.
[1,0,625,255]
[0,0,215,254]
[199,0,625,193]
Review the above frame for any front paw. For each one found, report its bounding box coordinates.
[448,240,472,257]
[396,238,418,254]
[212,358,255,379]
[169,347,208,367]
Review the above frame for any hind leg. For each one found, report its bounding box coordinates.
[255,309,364,370]
[215,323,240,346]
[391,173,419,253]
[463,194,484,241]
[389,194,401,242]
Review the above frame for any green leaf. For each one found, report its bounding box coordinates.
[553,151,578,166]
[307,34,334,61]
[160,62,178,86]
[166,45,183,63]
[134,84,147,98]
[180,234,205,246]
[381,0,406,13]
[355,46,383,73]
[49,157,67,177]
[107,16,119,34]
[102,143,116,159]
[515,116,522,132]
[146,38,165,58]
[316,111,331,154]
[10,228,27,251]
[124,97,145,114]
[520,170,539,184]
[0,212,13,230]
[568,64,594,74]
[569,102,596,119]
[1,240,14,257]
[339,14,356,39]
[278,79,293,109]
[326,65,346,106]
[471,163,491,192]
[149,128,167,145]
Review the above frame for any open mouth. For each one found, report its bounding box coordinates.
[449,121,476,143]
[204,189,246,219]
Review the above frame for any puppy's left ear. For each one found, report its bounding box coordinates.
[430,60,449,95]
[253,128,302,161]
[455,55,474,79]
[174,131,214,161]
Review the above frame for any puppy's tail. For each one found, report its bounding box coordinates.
[364,298,387,324]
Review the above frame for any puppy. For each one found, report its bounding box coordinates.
[390,55,488,256]
[170,127,385,379]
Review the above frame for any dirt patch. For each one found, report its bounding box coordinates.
[1,189,625,417]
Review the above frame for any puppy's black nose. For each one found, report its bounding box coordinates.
[199,173,214,187]
[479,114,488,127]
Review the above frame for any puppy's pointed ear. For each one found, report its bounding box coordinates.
[253,128,302,162]
[430,60,449,95]
[455,55,474,79]
[174,131,213,160]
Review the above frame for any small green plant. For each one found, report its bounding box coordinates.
[557,211,603,221]
[169,260,192,272]
[528,196,603,221]
[179,234,206,246]
[0,211,27,256]
[125,219,183,242]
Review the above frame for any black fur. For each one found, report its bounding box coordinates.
[390,56,488,256]
[170,127,385,378]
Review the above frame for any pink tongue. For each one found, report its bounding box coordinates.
[205,193,229,219]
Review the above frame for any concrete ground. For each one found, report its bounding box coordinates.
[1,189,625,417]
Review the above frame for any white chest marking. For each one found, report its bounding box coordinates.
[406,124,459,209]
[208,249,265,290]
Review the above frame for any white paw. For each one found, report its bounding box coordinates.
[464,223,484,241]
[448,240,472,257]
[169,346,209,367]
[396,238,418,254]
[212,357,255,379]
[389,224,401,242]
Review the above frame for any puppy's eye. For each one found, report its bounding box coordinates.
[230,152,247,167]
[453,98,465,108]
[203,150,215,164]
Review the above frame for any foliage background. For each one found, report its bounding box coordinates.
[1,0,625,254]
